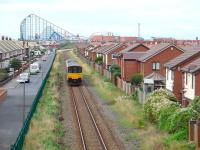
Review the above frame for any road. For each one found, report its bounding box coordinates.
[0,52,55,150]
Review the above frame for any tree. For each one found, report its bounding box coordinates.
[10,58,22,71]
[0,69,8,81]
[131,73,143,86]
[109,64,121,77]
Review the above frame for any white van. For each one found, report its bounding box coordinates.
[30,62,41,75]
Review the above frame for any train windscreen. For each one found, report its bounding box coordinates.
[68,66,82,73]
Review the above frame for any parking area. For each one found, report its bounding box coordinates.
[0,51,55,150]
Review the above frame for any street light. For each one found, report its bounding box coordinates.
[22,81,26,123]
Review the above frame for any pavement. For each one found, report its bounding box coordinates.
[0,52,55,150]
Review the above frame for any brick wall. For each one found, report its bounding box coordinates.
[195,72,200,96]
[122,60,140,81]
[141,46,184,77]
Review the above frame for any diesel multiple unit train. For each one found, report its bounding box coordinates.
[66,59,82,85]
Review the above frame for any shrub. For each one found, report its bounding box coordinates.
[164,129,188,146]
[167,107,198,133]
[113,70,121,77]
[10,58,22,70]
[132,91,139,102]
[109,64,120,73]
[0,69,8,81]
[190,96,200,113]
[158,103,180,131]
[109,64,121,77]
[103,76,110,82]
[131,73,143,86]
[149,89,177,102]
[144,89,178,123]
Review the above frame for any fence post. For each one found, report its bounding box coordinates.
[195,120,200,148]
[189,120,196,141]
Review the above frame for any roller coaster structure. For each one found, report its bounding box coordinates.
[20,14,81,41]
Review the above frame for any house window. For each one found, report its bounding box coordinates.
[152,62,160,70]
[112,54,116,59]
[171,71,174,80]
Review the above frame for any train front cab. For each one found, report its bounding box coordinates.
[67,65,82,85]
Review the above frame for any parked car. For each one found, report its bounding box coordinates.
[17,73,30,83]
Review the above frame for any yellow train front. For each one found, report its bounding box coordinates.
[66,59,82,85]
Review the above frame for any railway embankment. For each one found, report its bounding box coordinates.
[23,50,68,150]
[69,50,196,150]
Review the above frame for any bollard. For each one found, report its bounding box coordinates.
[189,120,196,141]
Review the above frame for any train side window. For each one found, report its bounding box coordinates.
[68,67,73,73]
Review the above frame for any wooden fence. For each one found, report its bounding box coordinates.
[189,119,200,148]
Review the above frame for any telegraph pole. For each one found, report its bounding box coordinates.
[138,23,141,38]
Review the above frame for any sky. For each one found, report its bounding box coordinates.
[0,0,200,40]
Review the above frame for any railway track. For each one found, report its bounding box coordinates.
[70,85,108,150]
[70,84,125,150]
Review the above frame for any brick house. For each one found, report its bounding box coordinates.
[91,44,116,63]
[181,58,200,105]
[138,43,184,91]
[114,43,149,81]
[164,50,200,102]
[84,44,94,58]
[87,45,101,61]
[100,43,127,69]
[75,42,90,56]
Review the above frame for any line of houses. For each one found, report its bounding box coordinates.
[0,38,25,69]
[76,37,200,106]
[0,35,58,70]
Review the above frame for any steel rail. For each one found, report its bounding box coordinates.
[70,87,87,150]
[79,86,108,150]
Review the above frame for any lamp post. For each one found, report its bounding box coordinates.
[22,81,25,123]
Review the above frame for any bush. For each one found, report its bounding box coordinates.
[158,103,180,131]
[149,89,177,102]
[103,76,110,82]
[131,73,143,86]
[144,89,179,123]
[10,58,22,70]
[109,64,120,73]
[164,129,188,147]
[0,69,8,81]
[113,70,121,77]
[167,107,198,133]
[109,64,121,77]
[132,91,139,102]
[190,96,200,113]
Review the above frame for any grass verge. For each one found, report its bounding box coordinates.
[23,51,69,150]
[69,51,194,150]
